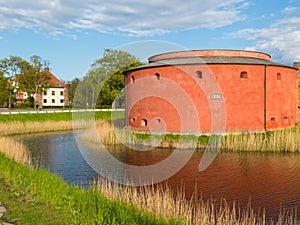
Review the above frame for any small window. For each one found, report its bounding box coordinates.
[141,119,148,126]
[60,99,64,103]
[155,73,160,80]
[277,73,281,80]
[52,91,55,96]
[240,71,248,79]
[56,82,60,87]
[271,117,276,122]
[52,99,55,103]
[43,91,47,95]
[157,118,161,123]
[60,91,64,96]
[197,71,202,79]
[131,76,135,83]
[131,118,136,123]
[43,99,47,103]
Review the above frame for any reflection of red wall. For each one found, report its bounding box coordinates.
[125,50,296,132]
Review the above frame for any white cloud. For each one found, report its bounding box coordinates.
[234,17,300,65]
[282,6,298,14]
[0,0,247,36]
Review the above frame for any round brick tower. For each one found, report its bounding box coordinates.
[125,50,297,133]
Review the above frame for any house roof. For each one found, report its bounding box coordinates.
[127,56,296,72]
[44,68,66,88]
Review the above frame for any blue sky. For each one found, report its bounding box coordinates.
[0,0,300,81]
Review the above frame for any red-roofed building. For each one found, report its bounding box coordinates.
[16,68,69,108]
[40,68,69,108]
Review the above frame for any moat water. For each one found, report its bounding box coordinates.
[17,131,300,221]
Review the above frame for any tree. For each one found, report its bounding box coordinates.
[17,55,51,108]
[0,56,25,108]
[82,49,142,108]
[0,71,9,107]
[67,77,80,107]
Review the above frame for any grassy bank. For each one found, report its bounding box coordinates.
[0,111,124,135]
[0,152,181,224]
[85,120,300,152]
[0,111,123,123]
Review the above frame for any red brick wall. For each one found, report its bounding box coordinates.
[126,59,296,132]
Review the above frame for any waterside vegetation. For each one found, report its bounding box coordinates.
[0,137,297,225]
[90,119,300,153]
[0,112,299,224]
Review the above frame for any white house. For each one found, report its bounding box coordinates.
[16,68,69,108]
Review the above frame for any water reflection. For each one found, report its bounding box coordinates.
[19,132,300,220]
[19,132,99,187]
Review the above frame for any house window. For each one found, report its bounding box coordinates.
[155,73,160,80]
[43,91,47,95]
[240,71,248,79]
[52,91,55,96]
[141,119,147,126]
[197,71,202,78]
[52,99,55,103]
[60,99,64,103]
[56,82,60,87]
[277,73,281,80]
[60,91,64,96]
[271,117,276,122]
[43,99,47,103]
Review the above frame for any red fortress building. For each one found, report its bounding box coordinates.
[124,50,297,133]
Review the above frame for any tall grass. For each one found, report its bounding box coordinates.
[0,136,31,165]
[96,177,296,225]
[82,120,300,152]
[0,121,74,136]
[222,126,300,152]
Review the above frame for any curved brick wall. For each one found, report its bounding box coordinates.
[125,50,296,133]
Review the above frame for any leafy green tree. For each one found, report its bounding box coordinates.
[0,71,9,106]
[0,56,25,108]
[17,55,51,108]
[67,77,80,107]
[81,49,142,108]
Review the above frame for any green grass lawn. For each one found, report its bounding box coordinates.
[0,153,182,225]
[0,175,69,225]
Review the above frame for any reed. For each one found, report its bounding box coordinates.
[96,178,297,225]
[0,121,73,136]
[0,136,31,165]
[222,126,300,152]
[83,120,300,152]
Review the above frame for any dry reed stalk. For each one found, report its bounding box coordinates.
[0,136,31,165]
[0,120,91,136]
[222,127,300,152]
[96,178,296,225]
